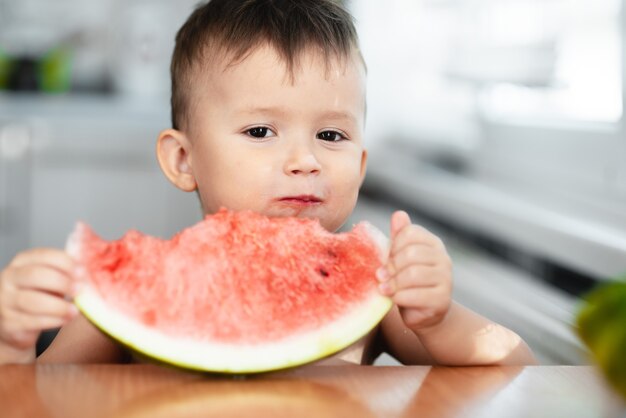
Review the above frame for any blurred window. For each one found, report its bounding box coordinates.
[462,0,624,125]
[352,0,623,139]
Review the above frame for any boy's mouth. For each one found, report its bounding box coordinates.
[278,195,323,206]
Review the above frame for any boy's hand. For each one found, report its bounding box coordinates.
[0,249,79,353]
[377,211,453,332]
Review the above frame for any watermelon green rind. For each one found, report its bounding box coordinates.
[74,285,391,373]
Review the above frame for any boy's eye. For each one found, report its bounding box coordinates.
[246,127,275,138]
[317,130,346,142]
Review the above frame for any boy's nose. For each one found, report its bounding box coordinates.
[283,146,321,176]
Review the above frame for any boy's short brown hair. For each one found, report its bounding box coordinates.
[170,0,362,131]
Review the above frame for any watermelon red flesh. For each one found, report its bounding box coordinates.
[70,209,386,346]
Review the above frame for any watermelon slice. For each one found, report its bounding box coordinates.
[67,209,392,373]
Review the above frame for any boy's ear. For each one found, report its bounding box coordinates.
[359,149,368,185]
[156,129,197,192]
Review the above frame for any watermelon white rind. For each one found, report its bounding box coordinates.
[74,285,391,373]
[68,209,393,373]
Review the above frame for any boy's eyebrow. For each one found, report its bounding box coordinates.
[236,106,359,123]
[236,106,290,116]
[318,110,359,124]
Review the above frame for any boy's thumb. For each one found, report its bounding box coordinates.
[390,210,411,238]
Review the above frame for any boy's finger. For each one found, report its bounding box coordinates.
[14,290,78,319]
[393,265,442,289]
[0,328,41,349]
[14,312,69,332]
[389,246,440,272]
[10,248,76,275]
[398,307,439,329]
[378,278,396,296]
[390,211,411,239]
[390,225,443,258]
[11,265,75,297]
[392,287,443,310]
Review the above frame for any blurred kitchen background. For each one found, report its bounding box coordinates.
[0,0,624,365]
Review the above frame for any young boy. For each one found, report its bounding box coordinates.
[0,0,536,366]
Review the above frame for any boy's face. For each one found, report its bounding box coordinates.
[158,45,367,232]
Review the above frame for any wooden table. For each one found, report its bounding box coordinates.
[1,364,624,418]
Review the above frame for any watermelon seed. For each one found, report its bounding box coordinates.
[318,267,329,277]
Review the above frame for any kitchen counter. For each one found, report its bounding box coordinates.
[1,364,624,417]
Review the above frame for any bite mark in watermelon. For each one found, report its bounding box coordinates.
[67,208,392,373]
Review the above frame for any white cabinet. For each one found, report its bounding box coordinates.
[0,95,202,266]
[0,121,33,266]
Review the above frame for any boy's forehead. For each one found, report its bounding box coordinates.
[178,44,367,133]
[195,43,366,88]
